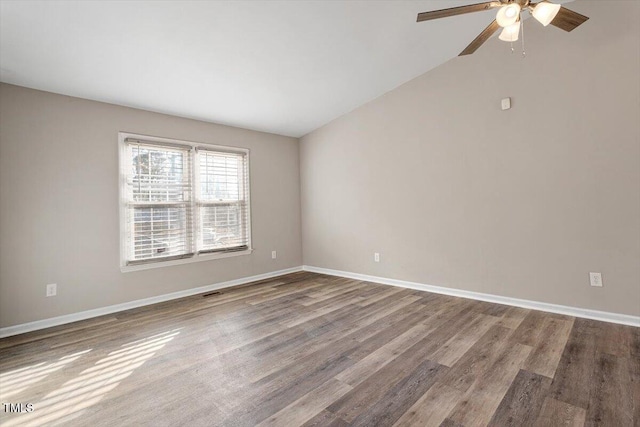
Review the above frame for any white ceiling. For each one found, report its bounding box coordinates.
[2,1,518,137]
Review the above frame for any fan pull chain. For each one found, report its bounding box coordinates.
[521,17,526,58]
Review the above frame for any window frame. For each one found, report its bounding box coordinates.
[118,132,252,272]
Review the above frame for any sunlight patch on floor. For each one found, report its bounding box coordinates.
[1,329,181,427]
[0,350,91,400]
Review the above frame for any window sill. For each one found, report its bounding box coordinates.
[120,248,253,273]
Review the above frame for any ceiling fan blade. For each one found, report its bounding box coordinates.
[417,2,500,22]
[459,20,501,56]
[550,6,589,32]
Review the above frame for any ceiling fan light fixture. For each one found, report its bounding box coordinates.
[415,1,589,56]
[532,1,561,26]
[498,20,521,42]
[496,3,521,27]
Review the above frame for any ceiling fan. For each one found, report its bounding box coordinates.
[417,0,589,56]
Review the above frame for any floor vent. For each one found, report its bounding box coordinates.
[202,291,222,298]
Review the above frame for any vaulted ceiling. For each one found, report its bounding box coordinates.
[0,1,569,137]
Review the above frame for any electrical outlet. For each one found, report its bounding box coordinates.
[271,250,277,259]
[589,272,603,287]
[46,283,57,297]
[374,252,380,263]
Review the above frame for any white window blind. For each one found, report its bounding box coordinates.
[120,134,251,268]
[124,140,194,265]
[197,149,250,253]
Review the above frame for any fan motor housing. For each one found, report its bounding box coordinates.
[501,0,531,6]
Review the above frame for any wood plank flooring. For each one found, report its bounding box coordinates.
[0,272,637,426]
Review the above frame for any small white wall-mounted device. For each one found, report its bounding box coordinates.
[374,252,380,263]
[589,272,603,287]
[501,97,511,110]
[46,283,57,297]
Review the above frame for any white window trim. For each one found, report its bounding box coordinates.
[118,132,252,273]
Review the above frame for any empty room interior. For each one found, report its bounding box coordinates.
[1,0,639,426]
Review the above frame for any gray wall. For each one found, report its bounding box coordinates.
[300,0,640,316]
[0,83,302,327]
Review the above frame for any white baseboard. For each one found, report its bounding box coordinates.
[303,265,640,327]
[0,266,303,338]
[3,264,637,338]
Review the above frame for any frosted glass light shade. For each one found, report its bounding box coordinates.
[532,2,561,26]
[496,4,521,27]
[499,21,520,42]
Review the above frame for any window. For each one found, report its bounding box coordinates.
[119,133,251,270]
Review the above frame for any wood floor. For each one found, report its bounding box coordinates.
[0,272,638,426]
